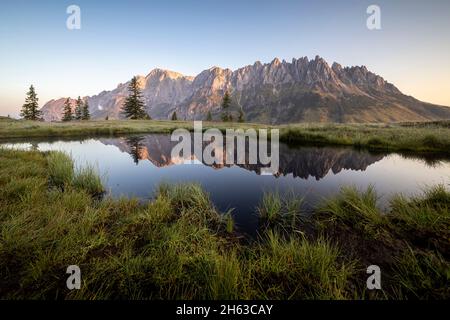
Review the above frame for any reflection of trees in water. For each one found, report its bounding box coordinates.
[124,136,146,165]
[397,152,446,168]
[110,135,386,179]
[29,142,39,151]
[103,134,450,180]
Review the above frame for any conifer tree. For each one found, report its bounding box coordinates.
[82,101,90,120]
[238,109,245,123]
[62,98,73,122]
[20,85,42,120]
[74,96,83,120]
[221,90,231,122]
[171,111,177,121]
[121,76,147,119]
[222,90,231,109]
[221,112,229,122]
[206,111,212,121]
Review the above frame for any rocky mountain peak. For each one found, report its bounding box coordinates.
[270,57,281,66]
[135,76,147,89]
[146,68,187,81]
[331,62,343,73]
[40,56,450,123]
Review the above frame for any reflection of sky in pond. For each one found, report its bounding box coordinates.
[2,135,449,236]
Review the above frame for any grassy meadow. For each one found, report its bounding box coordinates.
[1,117,449,154]
[0,147,448,299]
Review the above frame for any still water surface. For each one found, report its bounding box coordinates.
[2,134,449,235]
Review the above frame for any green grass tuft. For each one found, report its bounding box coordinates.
[47,151,74,188]
[249,230,354,299]
[257,192,283,222]
[72,164,105,196]
[317,185,386,238]
[391,247,450,299]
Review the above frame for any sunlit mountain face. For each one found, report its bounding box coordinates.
[40,56,450,123]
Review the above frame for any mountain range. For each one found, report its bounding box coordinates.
[41,56,450,123]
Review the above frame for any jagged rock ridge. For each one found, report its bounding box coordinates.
[41,56,450,123]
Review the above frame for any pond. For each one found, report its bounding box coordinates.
[2,134,450,235]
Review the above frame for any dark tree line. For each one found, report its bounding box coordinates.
[218,90,245,123]
[19,82,244,123]
[62,96,90,121]
[20,85,91,122]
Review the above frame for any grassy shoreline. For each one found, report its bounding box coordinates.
[280,121,450,154]
[0,148,448,299]
[1,118,449,154]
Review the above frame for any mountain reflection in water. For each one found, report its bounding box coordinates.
[99,134,386,181]
[2,134,449,235]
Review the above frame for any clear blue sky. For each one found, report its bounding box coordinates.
[1,0,450,117]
